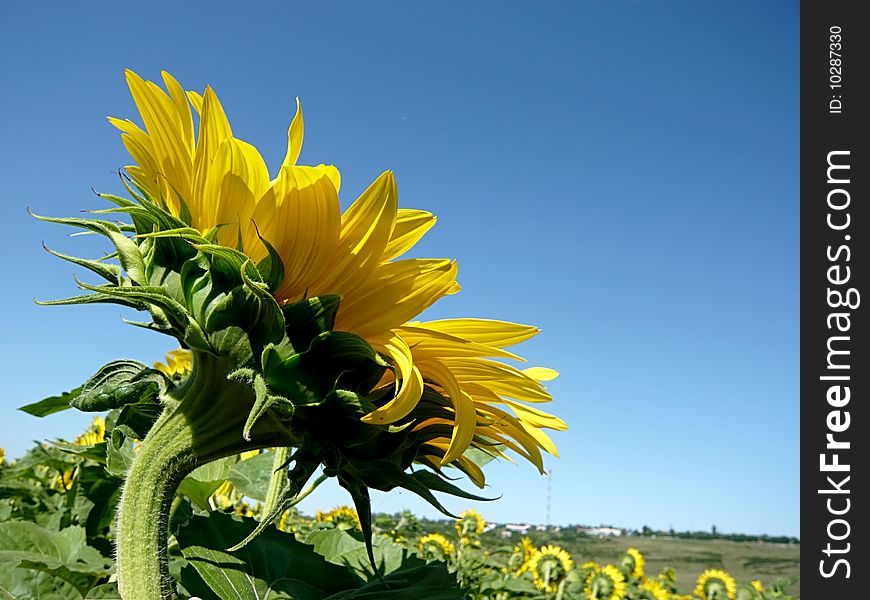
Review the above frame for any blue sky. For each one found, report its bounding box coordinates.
[0,1,799,536]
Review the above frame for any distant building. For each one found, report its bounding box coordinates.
[576,526,623,538]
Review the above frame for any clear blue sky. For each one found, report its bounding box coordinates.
[0,1,799,537]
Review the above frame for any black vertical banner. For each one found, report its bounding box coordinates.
[802,1,868,597]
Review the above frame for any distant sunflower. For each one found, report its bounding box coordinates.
[316,506,362,531]
[638,577,669,600]
[750,580,763,593]
[511,537,537,575]
[581,561,602,583]
[455,508,486,537]
[621,547,645,579]
[530,544,574,593]
[695,569,737,600]
[585,564,626,600]
[74,416,106,447]
[418,533,455,561]
[153,349,193,378]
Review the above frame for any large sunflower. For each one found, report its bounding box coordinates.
[111,70,566,481]
[694,569,737,600]
[585,564,627,600]
[529,544,574,593]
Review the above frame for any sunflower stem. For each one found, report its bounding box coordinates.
[115,352,294,599]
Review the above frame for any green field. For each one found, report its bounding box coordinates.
[414,517,801,598]
[555,536,799,597]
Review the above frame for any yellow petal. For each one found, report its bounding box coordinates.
[397,325,523,361]
[382,209,436,262]
[161,71,195,155]
[415,359,476,465]
[186,90,204,114]
[202,138,269,248]
[191,86,233,228]
[282,97,304,169]
[519,421,560,457]
[250,165,341,296]
[335,259,458,337]
[412,319,540,349]
[312,171,397,294]
[447,358,552,403]
[124,70,193,205]
[362,333,424,424]
[522,367,559,381]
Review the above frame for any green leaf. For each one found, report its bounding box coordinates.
[18,388,81,417]
[227,452,274,502]
[104,437,136,478]
[84,582,121,598]
[176,457,236,510]
[0,522,112,595]
[323,564,463,600]
[0,566,83,600]
[305,527,426,581]
[177,513,363,600]
[71,360,161,412]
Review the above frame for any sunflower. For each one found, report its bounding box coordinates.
[0,447,5,466]
[638,577,670,600]
[750,580,763,593]
[511,537,537,575]
[73,416,106,447]
[418,533,455,561]
[153,349,193,378]
[621,547,644,579]
[529,544,574,593]
[694,569,737,600]
[580,561,601,583]
[455,508,486,539]
[316,506,362,531]
[111,71,566,483]
[585,564,626,600]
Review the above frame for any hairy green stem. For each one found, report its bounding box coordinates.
[116,352,294,599]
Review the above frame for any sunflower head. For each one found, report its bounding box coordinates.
[750,580,763,593]
[620,547,644,579]
[585,564,627,600]
[509,537,537,575]
[695,569,737,600]
[657,567,677,592]
[529,544,574,593]
[74,416,106,447]
[417,533,455,562]
[638,577,669,600]
[154,349,193,378]
[36,69,567,569]
[454,508,486,538]
[316,506,362,531]
[0,447,6,466]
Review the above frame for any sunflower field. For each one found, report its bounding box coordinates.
[0,429,796,599]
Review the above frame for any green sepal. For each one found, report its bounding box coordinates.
[252,225,285,293]
[280,295,341,349]
[338,476,380,578]
[241,372,294,441]
[70,360,163,412]
[263,331,387,406]
[41,244,121,284]
[29,210,146,284]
